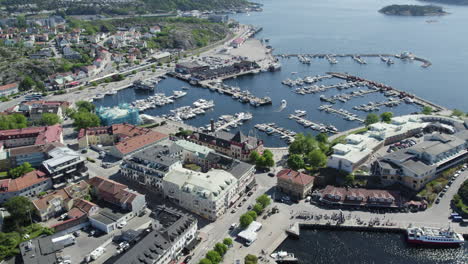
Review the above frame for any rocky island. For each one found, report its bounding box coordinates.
[379,4,448,16]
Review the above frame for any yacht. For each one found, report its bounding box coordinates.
[173,90,187,99]
[270,251,298,263]
[281,99,287,108]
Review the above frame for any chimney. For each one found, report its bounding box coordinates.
[210,119,215,132]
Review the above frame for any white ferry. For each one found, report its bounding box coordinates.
[406,226,464,246]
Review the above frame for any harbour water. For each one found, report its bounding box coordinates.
[276,230,467,264]
[96,0,468,148]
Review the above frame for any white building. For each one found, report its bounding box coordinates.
[163,168,238,220]
[327,115,466,173]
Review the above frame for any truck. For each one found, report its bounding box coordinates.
[51,234,75,247]
[89,247,106,261]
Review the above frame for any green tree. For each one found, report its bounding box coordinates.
[214,242,228,256]
[245,254,258,264]
[422,106,433,115]
[289,133,317,154]
[4,196,34,229]
[75,100,96,112]
[72,111,101,130]
[40,113,61,125]
[19,76,36,91]
[287,154,305,170]
[452,109,465,117]
[380,112,393,123]
[307,149,327,169]
[252,203,263,214]
[344,174,355,186]
[316,133,328,144]
[199,258,212,264]
[223,238,233,247]
[0,114,27,130]
[247,210,257,220]
[8,162,34,179]
[262,149,275,167]
[256,194,271,208]
[365,113,379,126]
[206,250,222,264]
[240,213,253,229]
[249,151,260,164]
[36,81,46,91]
[65,108,77,118]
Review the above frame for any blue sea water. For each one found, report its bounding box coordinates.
[96,0,468,147]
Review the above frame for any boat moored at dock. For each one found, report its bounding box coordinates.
[406,226,464,247]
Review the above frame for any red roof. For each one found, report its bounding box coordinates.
[73,199,98,214]
[277,169,315,186]
[114,131,166,155]
[0,83,18,92]
[0,124,63,145]
[0,170,48,193]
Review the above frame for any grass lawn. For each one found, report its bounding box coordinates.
[0,171,8,178]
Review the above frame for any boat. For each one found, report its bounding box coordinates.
[182,86,190,90]
[270,251,298,263]
[294,110,307,116]
[406,226,464,246]
[173,90,187,99]
[133,80,155,91]
[281,99,287,108]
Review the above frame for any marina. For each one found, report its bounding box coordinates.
[352,98,403,112]
[319,104,365,123]
[200,80,273,107]
[130,90,187,112]
[254,123,296,144]
[160,99,214,122]
[289,111,338,134]
[276,52,432,68]
[199,112,253,132]
[319,88,380,104]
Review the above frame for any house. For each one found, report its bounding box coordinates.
[175,61,209,74]
[88,176,146,214]
[8,142,61,167]
[63,46,81,60]
[319,185,402,209]
[149,25,161,34]
[0,83,19,97]
[32,180,90,221]
[0,170,52,204]
[276,169,315,200]
[0,124,63,149]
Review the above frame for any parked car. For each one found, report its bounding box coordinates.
[73,231,80,237]
[267,172,275,177]
[435,198,440,204]
[229,223,237,230]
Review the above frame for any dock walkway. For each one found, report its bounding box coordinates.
[289,114,338,133]
[319,105,365,123]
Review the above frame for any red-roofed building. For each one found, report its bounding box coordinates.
[88,176,146,213]
[319,185,402,208]
[77,124,167,158]
[0,124,63,149]
[276,169,315,199]
[0,170,52,203]
[0,83,19,97]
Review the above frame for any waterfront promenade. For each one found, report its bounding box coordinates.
[218,168,468,264]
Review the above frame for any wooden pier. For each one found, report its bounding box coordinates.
[254,123,296,143]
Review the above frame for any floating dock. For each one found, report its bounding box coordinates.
[255,123,296,144]
[319,105,365,123]
[328,72,446,111]
[289,114,338,134]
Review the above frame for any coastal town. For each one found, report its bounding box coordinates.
[0,1,467,264]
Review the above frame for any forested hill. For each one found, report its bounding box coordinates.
[420,0,468,5]
[0,0,253,15]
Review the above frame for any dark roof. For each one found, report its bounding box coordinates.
[132,144,182,167]
[90,207,126,225]
[205,152,254,179]
[20,236,64,264]
[110,206,196,264]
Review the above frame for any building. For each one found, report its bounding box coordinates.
[8,143,61,168]
[230,37,245,48]
[42,147,88,188]
[175,61,209,74]
[32,180,90,221]
[238,221,262,245]
[77,123,167,158]
[88,176,146,214]
[372,131,468,191]
[96,104,140,126]
[107,206,197,264]
[89,207,131,234]
[0,83,18,97]
[14,100,69,121]
[318,185,402,209]
[120,143,183,192]
[327,115,467,173]
[19,236,66,264]
[0,170,52,204]
[0,124,63,149]
[276,169,315,200]
[208,14,228,23]
[163,168,237,220]
[189,131,264,161]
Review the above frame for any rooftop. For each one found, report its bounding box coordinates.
[0,170,48,193]
[277,169,315,186]
[164,168,237,201]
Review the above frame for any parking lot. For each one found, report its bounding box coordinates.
[60,208,153,264]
